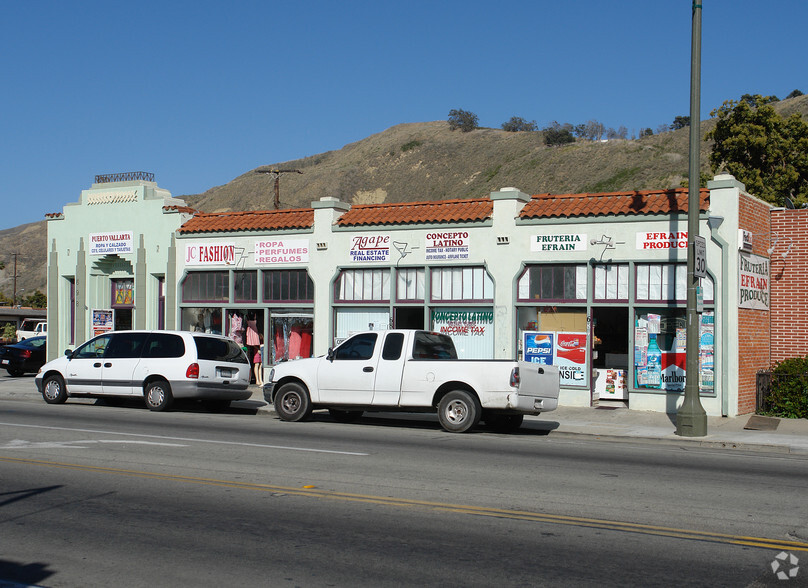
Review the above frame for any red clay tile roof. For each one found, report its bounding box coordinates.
[520,188,710,219]
[163,204,199,215]
[337,198,493,227]
[178,208,314,234]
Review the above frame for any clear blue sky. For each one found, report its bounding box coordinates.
[1,0,805,229]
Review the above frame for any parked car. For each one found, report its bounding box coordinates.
[264,329,560,433]
[35,330,251,411]
[1,335,48,376]
[16,318,47,342]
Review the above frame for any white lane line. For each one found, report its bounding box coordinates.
[0,421,368,456]
[2,439,188,449]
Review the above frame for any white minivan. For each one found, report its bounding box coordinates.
[35,330,251,411]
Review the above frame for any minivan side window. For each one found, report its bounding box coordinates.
[73,335,112,359]
[142,333,186,358]
[105,333,150,359]
[193,336,248,364]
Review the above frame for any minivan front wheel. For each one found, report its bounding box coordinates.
[42,374,68,404]
[145,379,173,412]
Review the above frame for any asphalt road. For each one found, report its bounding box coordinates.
[1,386,807,587]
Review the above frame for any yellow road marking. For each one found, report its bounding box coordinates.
[3,455,806,552]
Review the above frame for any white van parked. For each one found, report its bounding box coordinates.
[35,330,251,411]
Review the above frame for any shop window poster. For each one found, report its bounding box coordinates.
[523,332,554,365]
[634,311,714,394]
[524,331,588,387]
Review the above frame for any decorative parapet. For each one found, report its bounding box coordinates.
[95,171,154,183]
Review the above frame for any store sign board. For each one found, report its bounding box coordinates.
[531,234,588,253]
[349,234,390,262]
[636,231,688,250]
[89,231,133,255]
[738,252,769,310]
[255,239,310,264]
[185,242,236,266]
[425,231,470,261]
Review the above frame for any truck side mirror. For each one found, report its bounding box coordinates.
[327,347,335,362]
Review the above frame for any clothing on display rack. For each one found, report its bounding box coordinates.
[246,317,260,346]
[229,312,244,345]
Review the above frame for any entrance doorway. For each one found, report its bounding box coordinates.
[114,308,133,331]
[394,307,424,329]
[591,307,629,402]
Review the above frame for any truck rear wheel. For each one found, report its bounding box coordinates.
[274,382,312,422]
[438,390,481,433]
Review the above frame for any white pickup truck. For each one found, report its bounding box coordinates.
[16,318,47,342]
[263,329,559,433]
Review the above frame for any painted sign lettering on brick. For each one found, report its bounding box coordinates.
[738,252,769,310]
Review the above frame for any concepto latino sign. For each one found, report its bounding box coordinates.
[425,231,470,260]
[738,252,769,310]
[89,231,133,255]
[185,243,236,266]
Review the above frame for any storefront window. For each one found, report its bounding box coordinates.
[633,309,714,394]
[336,269,390,302]
[111,278,134,307]
[234,271,258,303]
[635,263,714,302]
[182,307,223,335]
[263,269,313,302]
[517,265,587,301]
[271,315,314,362]
[594,264,629,302]
[396,267,425,302]
[431,307,494,359]
[182,271,229,303]
[430,267,492,302]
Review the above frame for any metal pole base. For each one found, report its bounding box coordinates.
[676,397,708,437]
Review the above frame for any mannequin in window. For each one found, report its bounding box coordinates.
[246,311,260,357]
[253,334,264,387]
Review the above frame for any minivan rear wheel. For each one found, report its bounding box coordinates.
[145,379,173,412]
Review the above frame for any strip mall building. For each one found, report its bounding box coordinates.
[45,172,808,417]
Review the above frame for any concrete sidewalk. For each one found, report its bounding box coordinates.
[249,386,808,455]
[3,377,807,455]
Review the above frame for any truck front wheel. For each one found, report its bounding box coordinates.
[438,390,481,433]
[274,382,313,422]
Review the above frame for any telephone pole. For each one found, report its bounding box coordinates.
[254,169,303,209]
[676,0,708,436]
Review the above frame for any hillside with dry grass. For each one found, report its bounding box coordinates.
[3,94,807,298]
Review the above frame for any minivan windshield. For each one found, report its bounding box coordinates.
[194,336,248,363]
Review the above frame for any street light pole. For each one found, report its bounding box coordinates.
[676,0,708,436]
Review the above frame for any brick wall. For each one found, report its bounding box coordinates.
[737,194,772,414]
[770,208,808,362]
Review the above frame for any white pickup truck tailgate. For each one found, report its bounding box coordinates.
[513,362,560,412]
